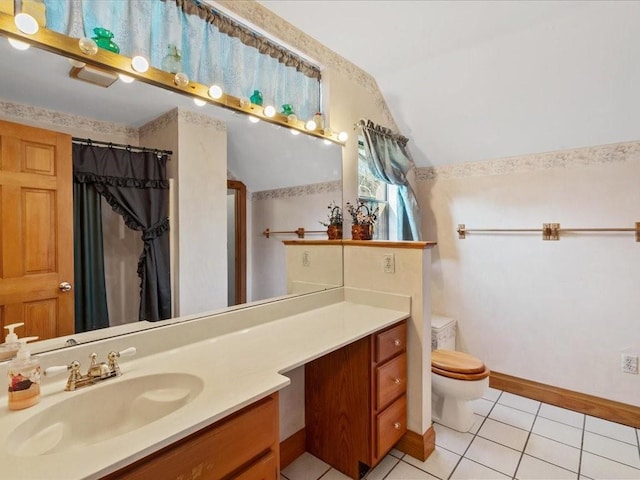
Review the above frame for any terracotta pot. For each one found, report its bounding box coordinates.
[327,224,342,240]
[351,224,373,240]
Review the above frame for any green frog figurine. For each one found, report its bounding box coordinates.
[92,27,120,54]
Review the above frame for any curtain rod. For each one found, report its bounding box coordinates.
[72,137,173,157]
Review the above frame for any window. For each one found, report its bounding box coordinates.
[357,139,399,240]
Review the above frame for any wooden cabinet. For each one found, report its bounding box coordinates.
[305,321,407,479]
[102,393,279,480]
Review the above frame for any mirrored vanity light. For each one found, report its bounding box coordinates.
[174,72,189,87]
[68,58,86,68]
[78,37,98,55]
[290,129,300,135]
[263,105,276,118]
[323,139,333,145]
[118,73,135,84]
[208,84,223,99]
[248,116,260,123]
[131,55,149,73]
[14,13,39,35]
[8,37,29,50]
[193,98,206,107]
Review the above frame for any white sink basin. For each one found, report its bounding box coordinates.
[6,373,204,457]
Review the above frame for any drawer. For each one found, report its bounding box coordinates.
[234,451,278,480]
[376,395,407,459]
[375,322,406,363]
[376,353,407,410]
[106,394,278,480]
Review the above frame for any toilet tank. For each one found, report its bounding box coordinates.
[431,315,456,351]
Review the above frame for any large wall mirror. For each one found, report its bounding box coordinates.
[0,28,343,353]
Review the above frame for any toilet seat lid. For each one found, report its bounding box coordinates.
[432,350,486,374]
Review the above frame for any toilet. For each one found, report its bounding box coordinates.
[430,316,489,432]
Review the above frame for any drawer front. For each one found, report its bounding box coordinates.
[105,395,277,480]
[234,451,278,480]
[210,395,278,479]
[376,353,407,410]
[375,322,406,363]
[376,395,407,459]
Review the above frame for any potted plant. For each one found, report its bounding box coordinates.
[320,201,343,240]
[346,200,378,240]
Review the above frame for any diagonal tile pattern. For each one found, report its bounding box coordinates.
[281,388,640,480]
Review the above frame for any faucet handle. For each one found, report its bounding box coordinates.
[107,347,136,376]
[118,347,137,358]
[44,364,71,377]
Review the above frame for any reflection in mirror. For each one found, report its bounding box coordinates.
[0,35,343,352]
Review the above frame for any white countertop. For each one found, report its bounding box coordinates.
[0,294,409,479]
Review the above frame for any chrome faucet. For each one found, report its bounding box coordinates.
[45,347,136,391]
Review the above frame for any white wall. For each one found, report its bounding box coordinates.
[175,112,228,315]
[251,184,341,301]
[421,141,640,406]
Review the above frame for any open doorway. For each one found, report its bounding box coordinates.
[227,180,247,306]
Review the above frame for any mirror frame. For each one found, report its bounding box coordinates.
[0,12,344,145]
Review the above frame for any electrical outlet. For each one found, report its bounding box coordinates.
[383,253,395,273]
[621,354,638,374]
[302,251,310,267]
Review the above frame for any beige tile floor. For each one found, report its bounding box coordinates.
[281,388,640,480]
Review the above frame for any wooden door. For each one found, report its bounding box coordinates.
[0,119,74,341]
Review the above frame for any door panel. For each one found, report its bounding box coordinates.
[0,119,74,340]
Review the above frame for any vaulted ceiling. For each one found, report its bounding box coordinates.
[259,1,640,167]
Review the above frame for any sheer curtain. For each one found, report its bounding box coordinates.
[43,0,321,120]
[358,119,423,241]
[73,143,171,322]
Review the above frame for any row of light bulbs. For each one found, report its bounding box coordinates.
[9,13,349,143]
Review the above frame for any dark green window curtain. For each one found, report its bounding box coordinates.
[73,182,109,332]
[73,143,171,322]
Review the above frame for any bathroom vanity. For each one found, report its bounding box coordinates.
[0,288,411,480]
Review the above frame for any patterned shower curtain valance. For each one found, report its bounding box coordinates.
[42,0,321,120]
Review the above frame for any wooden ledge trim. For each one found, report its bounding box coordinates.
[344,240,437,249]
[491,371,640,428]
[283,240,437,249]
[395,426,435,462]
[282,240,343,245]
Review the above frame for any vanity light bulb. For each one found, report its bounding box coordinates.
[208,85,223,99]
[239,97,251,108]
[8,37,29,50]
[305,120,317,131]
[174,72,189,87]
[248,116,260,123]
[131,55,149,73]
[290,129,300,136]
[118,73,135,84]
[78,37,98,55]
[287,114,298,123]
[193,98,206,107]
[14,13,39,35]
[323,139,332,145]
[263,105,276,118]
[338,131,349,142]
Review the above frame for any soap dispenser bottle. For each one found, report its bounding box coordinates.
[7,336,40,411]
[0,322,24,361]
